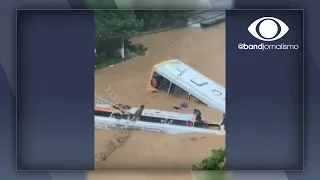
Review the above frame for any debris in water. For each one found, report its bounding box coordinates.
[173,106,181,110]
[181,102,188,108]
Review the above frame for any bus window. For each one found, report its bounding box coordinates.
[151,72,170,92]
[169,84,189,99]
[189,95,206,105]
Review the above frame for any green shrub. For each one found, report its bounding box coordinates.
[128,43,148,56]
[192,149,226,170]
[134,43,148,56]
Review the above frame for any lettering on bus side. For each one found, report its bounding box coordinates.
[167,118,205,127]
[190,78,223,97]
[212,89,223,96]
[167,118,186,126]
[160,119,166,124]
[191,81,208,87]
[190,78,208,87]
[129,115,208,129]
[140,116,187,126]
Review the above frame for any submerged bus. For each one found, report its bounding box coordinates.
[94,103,223,133]
[146,59,225,113]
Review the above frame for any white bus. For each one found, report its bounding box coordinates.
[94,104,224,134]
[146,59,225,113]
[94,103,220,129]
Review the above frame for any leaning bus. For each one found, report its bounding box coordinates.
[146,59,225,113]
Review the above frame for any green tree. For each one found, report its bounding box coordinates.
[134,10,191,31]
[165,10,191,27]
[192,148,226,170]
[94,10,192,67]
[94,10,143,66]
[95,10,143,41]
[135,10,165,31]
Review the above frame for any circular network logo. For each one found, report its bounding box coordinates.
[248,17,289,41]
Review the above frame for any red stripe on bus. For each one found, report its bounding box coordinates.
[94,106,113,112]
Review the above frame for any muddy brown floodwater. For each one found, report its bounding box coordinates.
[87,171,232,180]
[94,22,226,171]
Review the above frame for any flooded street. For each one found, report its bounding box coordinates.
[88,172,195,180]
[94,23,226,171]
[95,22,225,123]
[94,130,225,170]
[88,171,231,180]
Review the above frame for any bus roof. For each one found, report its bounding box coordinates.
[153,59,225,112]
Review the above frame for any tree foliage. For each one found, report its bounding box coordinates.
[135,11,165,31]
[135,10,191,31]
[192,149,226,170]
[94,10,191,67]
[95,10,143,41]
[94,10,143,66]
